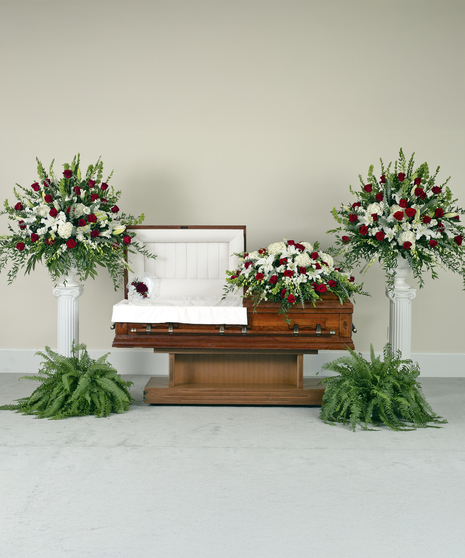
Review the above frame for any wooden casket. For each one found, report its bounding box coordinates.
[112,226,355,406]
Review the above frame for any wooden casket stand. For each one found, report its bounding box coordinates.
[112,226,355,406]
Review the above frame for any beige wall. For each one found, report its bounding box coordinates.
[1,0,464,353]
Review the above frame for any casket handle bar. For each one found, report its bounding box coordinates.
[146,324,152,333]
[316,324,322,335]
[242,326,247,335]
[168,323,174,334]
[219,325,225,335]
[293,324,299,335]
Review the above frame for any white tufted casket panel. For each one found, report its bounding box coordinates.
[111,226,247,325]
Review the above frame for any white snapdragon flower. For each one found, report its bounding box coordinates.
[398,230,415,247]
[295,252,312,267]
[57,222,73,239]
[267,242,286,255]
[319,252,334,268]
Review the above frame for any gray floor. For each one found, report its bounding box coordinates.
[1,374,464,558]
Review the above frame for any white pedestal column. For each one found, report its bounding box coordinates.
[52,270,84,357]
[385,256,416,360]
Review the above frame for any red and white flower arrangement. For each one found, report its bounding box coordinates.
[224,239,366,315]
[0,155,155,287]
[329,149,465,290]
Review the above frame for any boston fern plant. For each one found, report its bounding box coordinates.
[317,343,446,431]
[0,343,134,419]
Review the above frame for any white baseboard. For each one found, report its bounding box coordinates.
[0,348,463,377]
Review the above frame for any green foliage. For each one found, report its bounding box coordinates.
[317,343,447,431]
[0,343,135,419]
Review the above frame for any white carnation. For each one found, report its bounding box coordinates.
[35,205,48,218]
[57,221,73,239]
[319,252,334,268]
[295,252,312,267]
[267,242,286,255]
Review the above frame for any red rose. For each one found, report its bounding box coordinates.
[30,233,39,242]
[91,230,100,238]
[78,218,87,227]
[342,236,350,243]
[42,179,50,187]
[44,195,53,204]
[399,199,408,208]
[454,215,460,221]
[279,258,288,265]
[349,214,358,223]
[435,208,444,218]
[314,262,321,270]
[66,207,71,214]
[280,288,287,298]
[348,276,355,282]
[295,243,305,251]
[230,275,238,280]
[101,182,109,191]
[287,294,296,304]
[352,201,361,208]
[414,177,421,186]
[49,208,58,217]
[364,184,372,193]
[334,267,341,272]
[393,211,404,221]
[311,252,319,260]
[123,235,131,245]
[405,207,416,218]
[403,242,412,250]
[376,192,384,202]
[432,186,442,194]
[414,187,424,197]
[87,213,97,223]
[429,239,438,247]
[398,173,405,182]
[16,242,25,251]
[101,198,107,204]
[67,239,77,249]
[287,240,295,246]
[283,270,294,278]
[88,180,96,188]
[18,220,26,230]
[255,272,264,281]
[91,194,99,202]
[371,214,378,222]
[14,202,23,211]
[298,267,307,274]
[316,284,327,293]
[244,261,252,269]
[31,182,40,191]
[422,215,432,224]
[328,280,337,288]
[74,187,81,195]
[376,231,385,241]
[46,237,55,245]
[63,169,72,179]
[359,225,368,236]
[437,222,445,232]
[269,275,278,284]
[111,205,119,213]
[380,175,386,184]
[454,235,463,246]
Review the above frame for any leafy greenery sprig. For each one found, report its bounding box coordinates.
[317,343,447,431]
[328,149,465,291]
[0,154,155,289]
[0,343,135,419]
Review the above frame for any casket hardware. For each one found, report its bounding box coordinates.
[110,323,115,330]
[241,326,247,335]
[146,324,152,333]
[330,330,336,335]
[130,328,137,333]
[293,324,299,335]
[316,324,322,335]
[219,325,225,335]
[168,323,174,334]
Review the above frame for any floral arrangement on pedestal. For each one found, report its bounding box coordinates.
[224,238,366,316]
[329,149,465,291]
[0,155,155,288]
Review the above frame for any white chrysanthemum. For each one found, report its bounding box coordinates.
[74,203,87,218]
[398,230,415,246]
[301,241,313,252]
[37,227,48,235]
[295,252,312,267]
[267,242,286,255]
[57,221,73,239]
[35,204,48,218]
[319,252,334,268]
[247,251,259,260]
[366,202,383,216]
